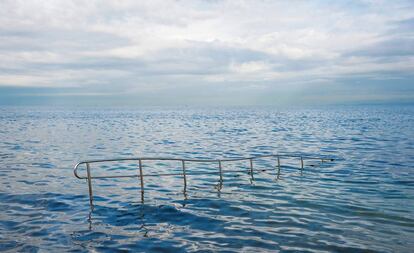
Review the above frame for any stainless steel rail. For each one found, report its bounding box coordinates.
[74,154,334,209]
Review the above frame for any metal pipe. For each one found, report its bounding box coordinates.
[277,155,281,180]
[182,160,187,193]
[81,169,282,180]
[218,160,223,188]
[86,163,94,210]
[300,156,304,170]
[74,155,335,180]
[75,154,333,165]
[74,162,82,179]
[138,159,144,203]
[249,158,254,181]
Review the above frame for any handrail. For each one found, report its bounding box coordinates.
[74,154,333,179]
[74,154,334,209]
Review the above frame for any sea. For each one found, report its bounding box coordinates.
[0,105,413,252]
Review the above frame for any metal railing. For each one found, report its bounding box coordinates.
[74,154,334,209]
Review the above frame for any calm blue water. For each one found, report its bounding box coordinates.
[0,105,413,252]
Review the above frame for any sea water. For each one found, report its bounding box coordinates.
[0,105,413,252]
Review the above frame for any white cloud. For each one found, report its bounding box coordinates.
[0,0,413,104]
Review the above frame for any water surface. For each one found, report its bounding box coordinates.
[0,105,413,252]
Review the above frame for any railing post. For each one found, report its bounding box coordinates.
[277,155,281,180]
[300,156,304,170]
[138,159,144,203]
[86,163,94,210]
[218,160,223,189]
[249,158,254,181]
[182,160,187,193]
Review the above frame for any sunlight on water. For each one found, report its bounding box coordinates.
[0,106,413,252]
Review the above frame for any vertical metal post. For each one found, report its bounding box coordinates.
[249,158,254,181]
[300,156,304,173]
[86,163,94,210]
[218,160,223,189]
[138,159,144,203]
[182,160,187,193]
[277,155,281,180]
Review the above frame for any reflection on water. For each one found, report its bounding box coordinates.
[0,106,413,252]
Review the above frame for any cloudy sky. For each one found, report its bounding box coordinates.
[1,0,413,106]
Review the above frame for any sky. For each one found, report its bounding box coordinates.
[0,0,413,106]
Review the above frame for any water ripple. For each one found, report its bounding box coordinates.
[0,106,413,252]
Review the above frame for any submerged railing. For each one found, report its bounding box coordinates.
[74,154,334,209]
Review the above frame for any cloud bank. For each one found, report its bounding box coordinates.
[1,0,413,105]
